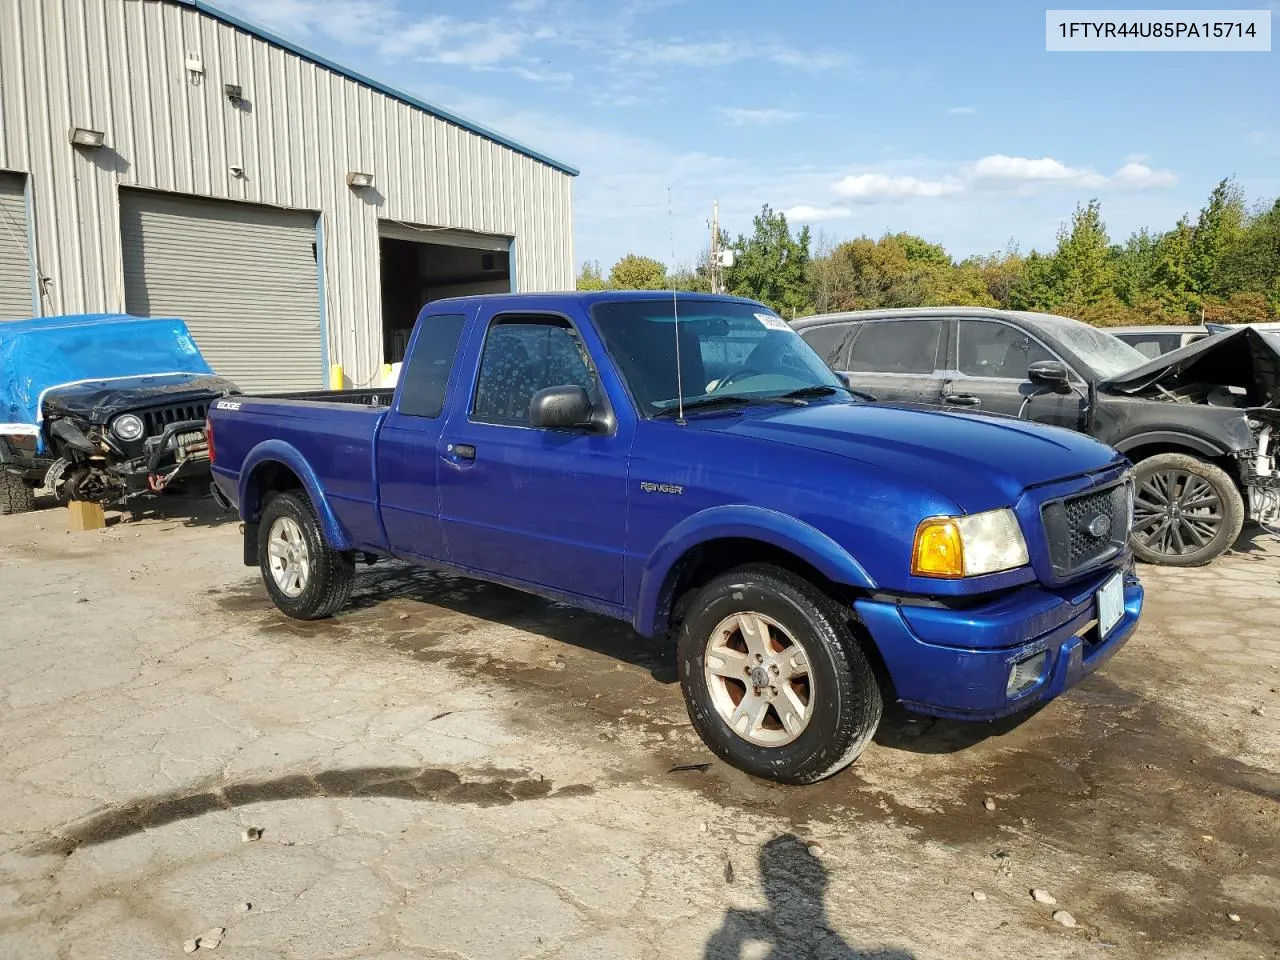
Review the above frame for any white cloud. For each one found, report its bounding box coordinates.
[624,38,845,71]
[1111,161,1177,189]
[947,105,977,115]
[969,154,1107,187]
[832,173,963,201]
[717,107,805,126]
[783,205,853,222]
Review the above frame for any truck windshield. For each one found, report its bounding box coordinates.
[590,298,849,417]
[1028,314,1150,379]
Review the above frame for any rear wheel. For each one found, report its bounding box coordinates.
[1130,453,1244,566]
[677,564,882,784]
[0,474,37,516]
[258,491,355,619]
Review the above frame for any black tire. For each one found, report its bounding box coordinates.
[1131,452,1245,567]
[258,491,355,620]
[0,474,37,516]
[676,564,882,785]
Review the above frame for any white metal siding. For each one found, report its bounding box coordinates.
[0,173,33,319]
[0,0,575,386]
[120,189,322,393]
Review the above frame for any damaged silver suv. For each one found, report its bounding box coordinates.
[794,307,1280,566]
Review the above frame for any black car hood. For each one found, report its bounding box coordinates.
[1101,327,1280,406]
[43,374,238,423]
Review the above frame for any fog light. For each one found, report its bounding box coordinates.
[1007,650,1047,697]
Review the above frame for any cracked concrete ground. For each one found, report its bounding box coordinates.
[1,497,1277,959]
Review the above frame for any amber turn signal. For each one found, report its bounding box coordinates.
[911,518,965,578]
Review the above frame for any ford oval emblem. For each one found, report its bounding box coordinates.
[1086,513,1112,539]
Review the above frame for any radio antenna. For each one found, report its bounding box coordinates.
[668,186,685,425]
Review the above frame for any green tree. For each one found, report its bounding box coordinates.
[724,205,812,316]
[1007,251,1060,311]
[1152,217,1198,314]
[1052,200,1116,309]
[1190,178,1245,298]
[1112,229,1160,306]
[576,259,607,291]
[607,254,667,290]
[1222,199,1280,311]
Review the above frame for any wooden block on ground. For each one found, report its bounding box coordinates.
[67,500,106,532]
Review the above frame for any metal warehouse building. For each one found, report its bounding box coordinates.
[0,0,577,391]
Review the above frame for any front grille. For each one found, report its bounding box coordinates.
[1041,480,1131,578]
[141,403,209,438]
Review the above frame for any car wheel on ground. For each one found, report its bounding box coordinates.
[258,490,355,619]
[676,563,883,784]
[0,474,37,516]
[1130,453,1245,567]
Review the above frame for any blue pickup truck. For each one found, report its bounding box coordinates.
[209,292,1143,783]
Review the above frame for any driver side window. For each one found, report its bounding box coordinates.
[956,320,1053,380]
[472,317,594,425]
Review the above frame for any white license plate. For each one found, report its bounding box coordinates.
[1097,572,1125,640]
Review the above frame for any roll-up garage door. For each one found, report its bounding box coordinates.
[120,189,322,393]
[0,173,34,320]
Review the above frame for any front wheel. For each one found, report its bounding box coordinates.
[258,491,355,619]
[1130,453,1244,566]
[677,564,882,784]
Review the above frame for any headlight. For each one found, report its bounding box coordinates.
[911,507,1029,578]
[112,414,144,441]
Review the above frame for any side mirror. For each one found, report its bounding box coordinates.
[835,371,852,388]
[1028,360,1070,388]
[529,385,592,429]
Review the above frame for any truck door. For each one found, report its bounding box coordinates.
[376,312,469,561]
[436,309,630,606]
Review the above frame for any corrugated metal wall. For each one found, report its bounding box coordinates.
[0,0,575,387]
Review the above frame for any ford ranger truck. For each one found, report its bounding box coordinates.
[208,292,1143,784]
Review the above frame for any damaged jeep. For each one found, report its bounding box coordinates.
[0,313,237,513]
[794,309,1280,566]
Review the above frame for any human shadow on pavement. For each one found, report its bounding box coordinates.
[703,833,915,960]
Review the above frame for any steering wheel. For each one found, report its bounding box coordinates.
[713,368,765,391]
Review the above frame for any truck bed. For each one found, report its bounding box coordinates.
[258,388,394,407]
[211,391,391,551]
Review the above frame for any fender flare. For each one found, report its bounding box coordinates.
[238,439,349,549]
[633,504,875,637]
[1113,430,1228,461]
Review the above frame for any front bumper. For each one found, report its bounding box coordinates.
[855,562,1143,721]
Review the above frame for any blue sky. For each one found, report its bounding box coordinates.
[221,0,1279,273]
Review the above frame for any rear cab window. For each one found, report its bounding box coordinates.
[397,313,467,418]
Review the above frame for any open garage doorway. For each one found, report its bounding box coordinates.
[378,223,512,362]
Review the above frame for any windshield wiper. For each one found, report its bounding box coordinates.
[782,384,875,402]
[651,394,805,418]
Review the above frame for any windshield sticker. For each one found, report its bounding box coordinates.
[176,334,198,355]
[755,313,790,331]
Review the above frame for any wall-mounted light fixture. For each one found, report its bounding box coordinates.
[69,127,106,148]
[346,171,375,188]
[224,83,243,106]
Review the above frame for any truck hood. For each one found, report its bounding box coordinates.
[42,374,238,424]
[692,401,1123,510]
[1102,326,1280,406]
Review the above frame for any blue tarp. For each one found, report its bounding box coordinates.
[0,314,214,449]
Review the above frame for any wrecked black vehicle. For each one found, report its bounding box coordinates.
[794,308,1280,566]
[1102,325,1280,555]
[0,314,236,514]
